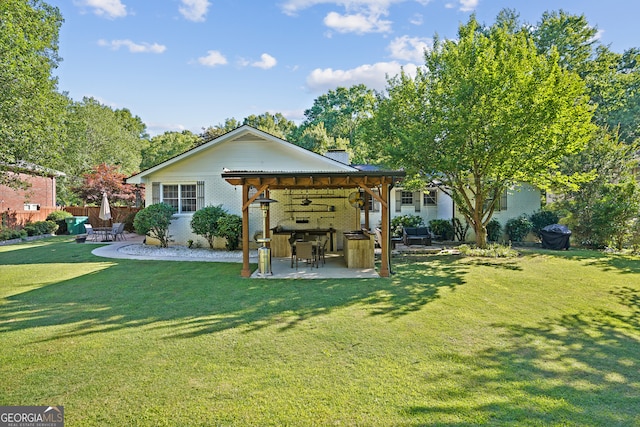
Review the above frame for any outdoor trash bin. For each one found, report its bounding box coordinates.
[540,224,571,250]
[65,216,89,235]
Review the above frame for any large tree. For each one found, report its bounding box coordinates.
[140,130,200,171]
[369,14,595,247]
[532,10,640,144]
[0,0,67,186]
[63,97,147,178]
[300,84,376,163]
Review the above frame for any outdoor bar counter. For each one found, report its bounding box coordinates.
[270,228,336,257]
[343,231,375,268]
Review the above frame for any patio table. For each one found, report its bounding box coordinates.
[94,227,113,242]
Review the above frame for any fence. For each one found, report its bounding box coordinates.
[63,206,141,227]
[1,208,59,228]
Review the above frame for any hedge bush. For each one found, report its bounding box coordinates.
[191,205,227,248]
[46,210,73,235]
[505,215,533,242]
[23,220,58,236]
[133,203,175,248]
[429,219,454,241]
[486,219,502,242]
[0,228,27,241]
[529,210,559,239]
[217,214,242,250]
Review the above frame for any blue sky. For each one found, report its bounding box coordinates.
[49,0,639,136]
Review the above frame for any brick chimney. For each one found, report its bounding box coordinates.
[324,149,350,165]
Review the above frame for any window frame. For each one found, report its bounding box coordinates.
[423,189,437,206]
[400,191,414,206]
[161,183,198,214]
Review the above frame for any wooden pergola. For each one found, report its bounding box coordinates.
[222,170,405,278]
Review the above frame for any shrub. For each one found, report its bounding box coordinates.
[390,215,424,237]
[217,214,242,250]
[23,220,58,236]
[133,203,175,248]
[0,228,27,241]
[486,219,502,242]
[505,215,533,242]
[529,210,559,239]
[458,243,519,258]
[191,205,227,249]
[429,219,454,241]
[46,210,73,235]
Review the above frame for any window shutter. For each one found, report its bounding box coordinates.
[500,190,508,211]
[413,191,421,212]
[395,190,402,212]
[152,182,160,204]
[197,181,205,210]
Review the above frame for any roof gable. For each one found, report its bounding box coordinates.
[127,125,356,183]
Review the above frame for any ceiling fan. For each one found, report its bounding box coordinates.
[300,191,312,206]
[348,191,365,208]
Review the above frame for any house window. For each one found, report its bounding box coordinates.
[401,191,413,205]
[162,184,197,213]
[423,189,437,206]
[484,189,508,211]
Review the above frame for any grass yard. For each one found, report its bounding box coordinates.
[1,237,639,426]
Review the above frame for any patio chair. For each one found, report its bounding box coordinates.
[84,224,98,241]
[317,237,328,266]
[111,222,126,241]
[295,241,316,270]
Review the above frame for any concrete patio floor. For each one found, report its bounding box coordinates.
[251,253,380,279]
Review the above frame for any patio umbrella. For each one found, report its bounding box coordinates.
[99,192,112,225]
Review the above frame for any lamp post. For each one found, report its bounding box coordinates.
[255,197,277,276]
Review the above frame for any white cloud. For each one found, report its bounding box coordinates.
[306,61,418,92]
[98,39,166,53]
[409,13,423,25]
[281,0,421,34]
[388,35,431,62]
[147,122,187,137]
[251,53,277,69]
[74,0,127,18]
[179,0,210,22]
[458,0,478,12]
[324,11,392,34]
[197,50,228,67]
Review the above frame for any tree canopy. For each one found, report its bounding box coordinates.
[368,14,596,247]
[0,0,67,186]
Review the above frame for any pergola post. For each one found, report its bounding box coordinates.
[241,183,251,278]
[379,182,390,277]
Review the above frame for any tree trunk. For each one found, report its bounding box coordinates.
[473,221,488,248]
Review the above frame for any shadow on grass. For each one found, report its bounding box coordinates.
[403,285,640,425]
[523,248,640,274]
[0,241,467,340]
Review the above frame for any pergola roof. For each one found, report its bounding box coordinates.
[221,170,405,190]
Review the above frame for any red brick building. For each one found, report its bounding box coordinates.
[1,162,65,226]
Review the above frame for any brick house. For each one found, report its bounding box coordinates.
[0,162,65,226]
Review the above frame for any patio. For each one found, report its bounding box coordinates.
[252,252,380,279]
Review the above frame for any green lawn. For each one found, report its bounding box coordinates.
[1,237,639,426]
